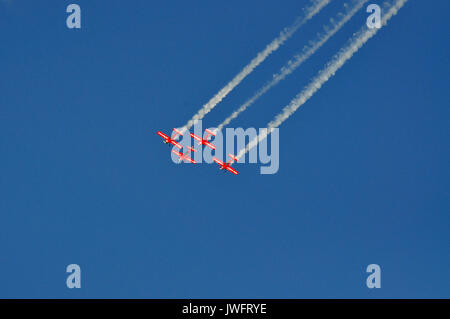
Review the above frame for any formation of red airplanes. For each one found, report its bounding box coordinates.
[156,128,239,175]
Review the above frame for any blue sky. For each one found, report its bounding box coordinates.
[0,0,448,298]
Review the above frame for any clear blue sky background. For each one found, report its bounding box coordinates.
[0,0,448,298]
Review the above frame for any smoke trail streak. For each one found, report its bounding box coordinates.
[216,0,368,132]
[237,0,408,159]
[180,0,331,134]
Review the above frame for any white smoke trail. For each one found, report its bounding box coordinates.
[180,0,332,134]
[237,0,408,159]
[216,0,368,132]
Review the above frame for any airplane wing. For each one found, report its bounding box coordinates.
[157,131,169,140]
[172,128,184,138]
[204,129,216,140]
[225,166,239,175]
[213,158,224,166]
[170,141,182,149]
[190,133,202,142]
[204,141,216,150]
[183,156,196,164]
[186,146,196,153]
[171,150,182,158]
[172,150,196,163]
[228,154,238,162]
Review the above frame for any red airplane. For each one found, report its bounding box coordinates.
[157,128,183,149]
[171,146,197,164]
[190,129,216,150]
[213,154,239,175]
